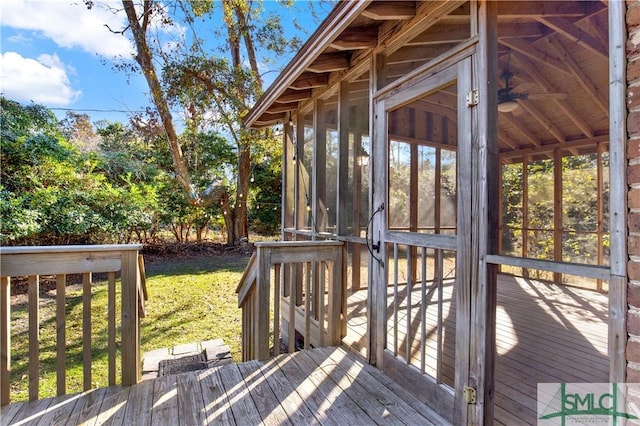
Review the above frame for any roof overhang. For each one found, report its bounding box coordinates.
[244,1,372,128]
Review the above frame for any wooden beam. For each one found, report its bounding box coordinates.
[330,27,378,50]
[499,133,609,160]
[536,16,608,60]
[496,1,605,18]
[375,0,466,57]
[275,89,312,104]
[512,54,593,138]
[307,53,351,73]
[253,112,287,127]
[386,45,452,65]
[498,38,571,77]
[406,24,470,46]
[517,100,565,143]
[266,102,299,114]
[497,22,549,39]
[546,37,609,117]
[361,1,415,20]
[500,113,541,147]
[497,128,520,150]
[289,72,329,90]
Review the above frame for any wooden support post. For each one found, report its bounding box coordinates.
[1,276,10,406]
[470,1,498,423]
[121,249,140,386]
[553,148,563,284]
[596,143,605,292]
[257,247,271,360]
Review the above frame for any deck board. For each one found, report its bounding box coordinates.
[342,273,609,426]
[3,347,447,425]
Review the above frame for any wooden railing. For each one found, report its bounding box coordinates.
[0,245,147,406]
[236,241,344,361]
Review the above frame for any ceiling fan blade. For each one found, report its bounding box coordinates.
[512,106,524,116]
[527,93,568,100]
[512,82,538,92]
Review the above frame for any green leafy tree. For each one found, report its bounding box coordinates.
[1,98,159,244]
[96,0,306,244]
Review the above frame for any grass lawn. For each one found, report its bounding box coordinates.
[8,252,250,402]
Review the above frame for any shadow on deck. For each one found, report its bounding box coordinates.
[1,346,449,425]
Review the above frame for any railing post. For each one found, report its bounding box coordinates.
[257,247,271,360]
[328,250,343,345]
[121,249,140,386]
[1,276,10,406]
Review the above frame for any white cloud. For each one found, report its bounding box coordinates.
[0,51,82,106]
[0,0,134,58]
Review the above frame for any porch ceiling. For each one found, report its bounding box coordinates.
[246,1,609,158]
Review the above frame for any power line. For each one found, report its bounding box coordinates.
[49,107,147,114]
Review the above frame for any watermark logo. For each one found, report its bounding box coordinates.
[538,383,640,425]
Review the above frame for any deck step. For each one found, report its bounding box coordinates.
[142,338,232,380]
[2,346,451,425]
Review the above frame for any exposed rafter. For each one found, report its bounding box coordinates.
[512,54,594,138]
[330,27,378,50]
[361,1,415,20]
[307,53,351,73]
[547,37,609,117]
[536,16,608,60]
[275,89,313,104]
[288,73,330,91]
[518,100,565,143]
[496,1,604,18]
[499,38,571,77]
[500,113,542,147]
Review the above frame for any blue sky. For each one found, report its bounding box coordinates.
[0,0,332,125]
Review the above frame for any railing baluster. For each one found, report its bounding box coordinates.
[0,245,143,403]
[406,246,412,364]
[1,276,10,406]
[319,261,326,347]
[56,274,66,396]
[288,263,296,354]
[436,249,444,384]
[393,243,399,357]
[304,262,311,350]
[82,272,92,391]
[28,275,39,401]
[236,241,345,361]
[420,247,427,374]
[273,263,281,356]
[107,272,116,386]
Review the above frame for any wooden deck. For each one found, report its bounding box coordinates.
[1,346,448,426]
[342,274,609,425]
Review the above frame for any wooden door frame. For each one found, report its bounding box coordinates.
[370,55,475,424]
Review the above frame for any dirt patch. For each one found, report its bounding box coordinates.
[141,241,254,263]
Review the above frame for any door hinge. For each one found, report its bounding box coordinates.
[463,385,477,404]
[466,90,479,107]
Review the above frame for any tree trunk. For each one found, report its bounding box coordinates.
[122,0,197,203]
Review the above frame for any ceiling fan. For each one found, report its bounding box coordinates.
[498,51,567,113]
[498,68,526,113]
